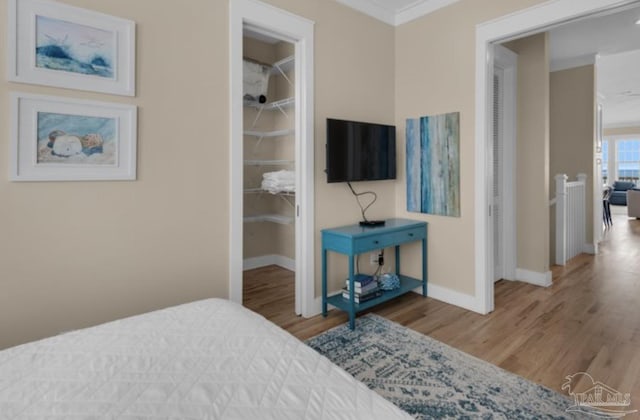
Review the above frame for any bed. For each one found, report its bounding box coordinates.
[0,298,412,419]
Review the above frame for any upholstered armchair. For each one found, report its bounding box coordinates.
[628,189,640,219]
[610,181,636,205]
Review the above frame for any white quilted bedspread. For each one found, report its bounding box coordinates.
[0,299,412,419]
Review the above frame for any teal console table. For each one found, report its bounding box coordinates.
[321,218,427,329]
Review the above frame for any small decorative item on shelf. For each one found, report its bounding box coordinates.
[379,273,400,291]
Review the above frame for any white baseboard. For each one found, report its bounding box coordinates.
[515,268,552,287]
[583,243,596,254]
[310,297,322,316]
[310,292,340,316]
[413,283,483,313]
[243,255,295,271]
[308,282,484,318]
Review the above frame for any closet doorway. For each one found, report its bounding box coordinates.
[229,0,315,318]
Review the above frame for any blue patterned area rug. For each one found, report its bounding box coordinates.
[306,314,576,419]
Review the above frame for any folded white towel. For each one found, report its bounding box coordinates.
[263,170,294,181]
[261,170,295,194]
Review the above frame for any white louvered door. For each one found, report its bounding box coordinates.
[492,70,504,283]
[491,44,517,287]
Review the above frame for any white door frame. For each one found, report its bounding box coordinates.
[492,45,517,283]
[229,0,316,316]
[593,102,604,250]
[475,0,638,314]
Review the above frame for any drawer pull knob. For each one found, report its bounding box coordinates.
[373,240,379,244]
[408,233,414,237]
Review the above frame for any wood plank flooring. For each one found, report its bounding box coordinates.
[244,210,640,413]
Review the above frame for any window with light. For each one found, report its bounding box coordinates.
[616,139,640,181]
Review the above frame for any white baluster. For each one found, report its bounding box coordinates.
[555,174,568,265]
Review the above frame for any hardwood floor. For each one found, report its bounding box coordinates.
[243,264,296,328]
[243,210,640,413]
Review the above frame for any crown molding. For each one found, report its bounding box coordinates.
[335,0,460,26]
[334,0,396,25]
[396,0,460,25]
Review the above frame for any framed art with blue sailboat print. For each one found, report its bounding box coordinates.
[8,0,135,96]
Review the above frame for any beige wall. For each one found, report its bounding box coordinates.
[503,34,551,274]
[0,0,396,349]
[2,0,565,349]
[549,65,595,263]
[394,0,547,295]
[604,126,640,136]
[0,0,230,350]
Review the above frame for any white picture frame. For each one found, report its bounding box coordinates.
[7,0,135,96]
[11,92,137,181]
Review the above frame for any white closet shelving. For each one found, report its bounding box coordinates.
[244,97,295,111]
[244,159,294,166]
[245,128,295,138]
[243,214,294,225]
[243,53,295,225]
[244,188,295,196]
[271,55,294,77]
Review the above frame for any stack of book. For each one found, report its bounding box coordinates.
[342,275,383,303]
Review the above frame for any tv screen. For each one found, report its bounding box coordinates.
[326,118,396,183]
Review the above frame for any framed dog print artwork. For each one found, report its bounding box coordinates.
[7,0,135,96]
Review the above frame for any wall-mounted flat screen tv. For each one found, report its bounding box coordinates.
[326,118,396,183]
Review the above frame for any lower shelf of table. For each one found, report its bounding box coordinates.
[326,275,424,313]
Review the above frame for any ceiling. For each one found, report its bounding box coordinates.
[334,0,459,26]
[548,4,640,128]
[243,0,459,41]
[549,5,640,72]
[598,50,640,128]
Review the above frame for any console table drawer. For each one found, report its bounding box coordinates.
[391,226,425,245]
[353,226,425,253]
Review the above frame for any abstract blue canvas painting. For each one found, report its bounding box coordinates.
[36,16,114,78]
[37,112,117,165]
[406,112,460,217]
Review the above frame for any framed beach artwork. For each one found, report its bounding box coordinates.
[406,112,461,217]
[11,92,137,181]
[7,0,135,96]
